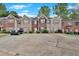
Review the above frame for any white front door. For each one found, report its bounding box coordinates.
[34,28,37,32]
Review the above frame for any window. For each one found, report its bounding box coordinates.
[53,20,59,24]
[9,20,13,22]
[47,20,51,24]
[24,20,28,23]
[41,19,45,23]
[41,27,44,30]
[17,21,21,24]
[75,22,79,26]
[67,22,72,26]
[34,21,37,24]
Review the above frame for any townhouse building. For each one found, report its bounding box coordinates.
[0,14,32,32]
[62,19,79,33]
[32,14,62,32]
[0,14,67,33]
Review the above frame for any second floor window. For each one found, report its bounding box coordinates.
[67,22,72,26]
[40,19,45,23]
[34,21,37,24]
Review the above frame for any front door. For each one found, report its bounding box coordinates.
[34,28,37,32]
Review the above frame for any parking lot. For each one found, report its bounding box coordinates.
[0,33,79,56]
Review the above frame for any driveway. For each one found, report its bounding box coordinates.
[0,33,79,56]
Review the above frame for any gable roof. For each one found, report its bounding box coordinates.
[0,14,19,21]
[22,15,30,20]
[37,13,48,19]
[6,14,16,19]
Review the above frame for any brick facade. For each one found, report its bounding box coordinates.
[62,20,79,33]
[0,14,32,32]
[32,14,52,32]
[0,14,64,33]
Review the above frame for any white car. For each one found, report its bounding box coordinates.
[10,29,20,35]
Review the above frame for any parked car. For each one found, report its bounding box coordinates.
[10,29,20,35]
[18,28,24,34]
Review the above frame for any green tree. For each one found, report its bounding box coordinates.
[38,6,50,17]
[0,3,6,11]
[68,4,79,20]
[0,3,9,17]
[53,3,69,19]
[69,10,79,20]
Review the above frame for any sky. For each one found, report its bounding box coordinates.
[3,3,79,17]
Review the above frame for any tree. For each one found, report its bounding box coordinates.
[38,6,50,17]
[0,3,9,17]
[68,4,79,20]
[0,3,6,11]
[69,11,79,20]
[53,3,69,19]
[10,11,18,18]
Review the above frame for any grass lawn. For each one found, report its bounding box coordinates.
[0,33,8,37]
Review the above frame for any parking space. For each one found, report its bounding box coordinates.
[0,33,79,56]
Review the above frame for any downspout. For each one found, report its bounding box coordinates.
[14,18,17,30]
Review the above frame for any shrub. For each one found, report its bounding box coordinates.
[1,29,10,33]
[74,32,77,34]
[36,31,40,33]
[29,30,33,33]
[15,53,20,56]
[74,32,79,35]
[78,32,79,35]
[58,29,62,33]
[24,31,27,33]
[41,29,49,33]
[2,29,6,33]
[55,29,62,33]
[65,32,73,34]
[5,31,10,33]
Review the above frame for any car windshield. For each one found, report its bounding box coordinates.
[11,30,18,32]
[11,30,15,32]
